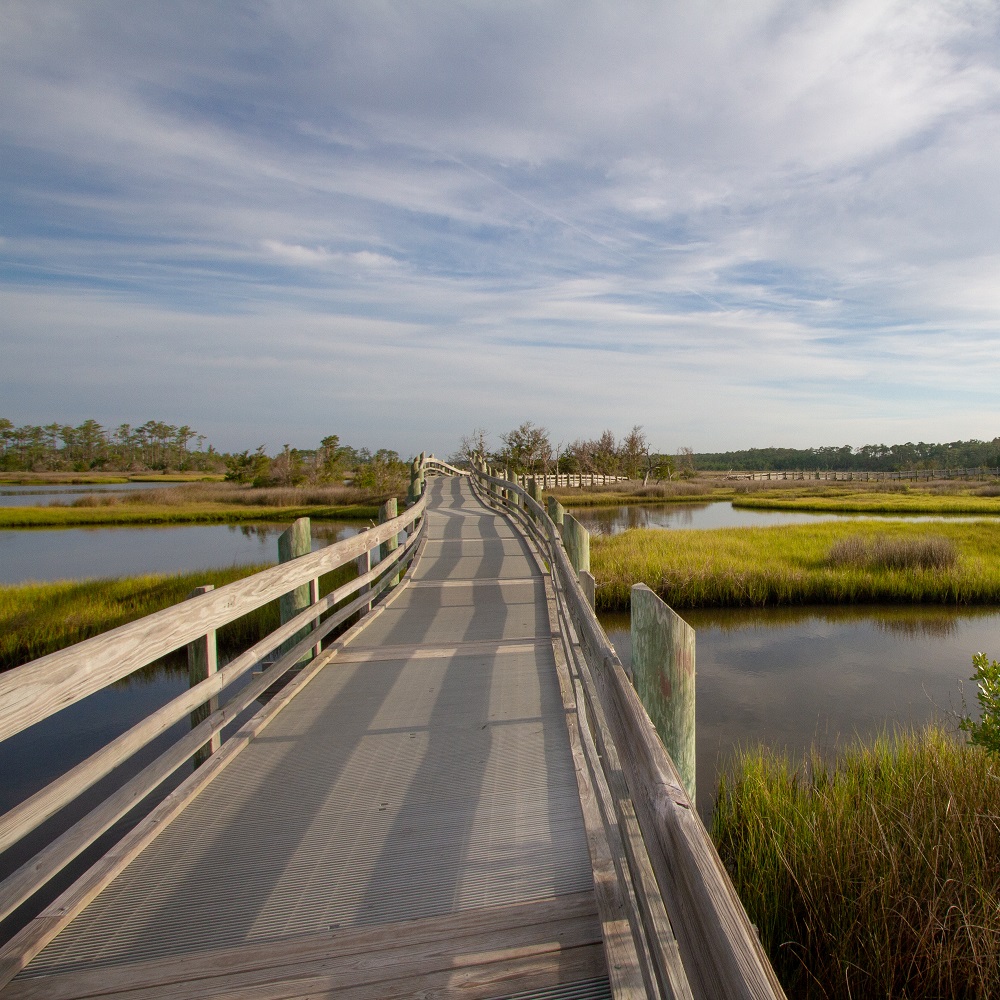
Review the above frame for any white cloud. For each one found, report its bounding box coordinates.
[2,1,1000,453]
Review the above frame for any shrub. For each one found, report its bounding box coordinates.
[960,652,1000,753]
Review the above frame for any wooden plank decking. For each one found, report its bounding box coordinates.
[5,476,609,999]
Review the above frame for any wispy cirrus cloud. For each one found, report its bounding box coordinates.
[2,0,1000,454]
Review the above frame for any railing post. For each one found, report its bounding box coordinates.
[408,456,421,503]
[562,513,590,576]
[186,584,219,765]
[630,583,696,802]
[356,546,372,615]
[278,517,314,663]
[546,495,564,527]
[379,498,399,587]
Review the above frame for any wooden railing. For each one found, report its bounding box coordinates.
[0,473,439,984]
[469,461,785,1000]
[517,472,630,488]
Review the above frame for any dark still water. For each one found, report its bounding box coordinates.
[601,604,1000,820]
[0,521,366,585]
[571,501,991,535]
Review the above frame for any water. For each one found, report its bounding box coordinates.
[600,604,1000,821]
[0,482,175,507]
[570,501,993,535]
[0,521,367,584]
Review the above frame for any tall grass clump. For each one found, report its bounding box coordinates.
[828,533,957,571]
[713,726,1000,999]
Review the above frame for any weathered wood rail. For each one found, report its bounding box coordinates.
[513,473,631,488]
[0,493,428,987]
[0,454,784,999]
[470,459,784,1000]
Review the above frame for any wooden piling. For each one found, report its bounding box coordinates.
[562,514,590,575]
[630,583,696,802]
[278,518,314,662]
[379,498,400,587]
[546,495,565,527]
[186,585,219,764]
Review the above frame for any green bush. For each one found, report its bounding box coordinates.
[960,652,1000,753]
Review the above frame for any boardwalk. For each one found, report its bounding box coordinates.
[5,475,609,999]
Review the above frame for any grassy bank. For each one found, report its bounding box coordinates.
[548,479,727,506]
[0,473,225,485]
[732,490,1000,515]
[591,520,1000,609]
[0,562,358,671]
[0,502,379,528]
[713,726,1000,999]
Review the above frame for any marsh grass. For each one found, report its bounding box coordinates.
[547,479,722,506]
[732,490,1000,514]
[713,726,1000,999]
[0,501,380,528]
[130,482,374,507]
[828,533,958,571]
[591,520,1000,609]
[0,561,357,671]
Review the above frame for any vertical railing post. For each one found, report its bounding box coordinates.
[379,498,399,587]
[546,495,565,527]
[356,544,372,615]
[408,456,421,503]
[562,514,590,575]
[186,584,220,765]
[278,517,313,663]
[630,583,696,802]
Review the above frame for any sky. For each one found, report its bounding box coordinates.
[2,0,1000,458]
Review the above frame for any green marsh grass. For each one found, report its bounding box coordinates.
[1,561,357,671]
[547,478,725,507]
[713,726,1000,999]
[591,520,1000,610]
[732,491,1000,515]
[0,502,379,528]
[0,481,402,526]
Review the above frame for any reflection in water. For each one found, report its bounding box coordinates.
[570,501,997,535]
[0,520,366,585]
[600,604,1000,820]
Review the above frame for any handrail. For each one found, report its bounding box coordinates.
[0,498,426,742]
[469,462,785,1000]
[423,456,469,477]
[0,466,437,953]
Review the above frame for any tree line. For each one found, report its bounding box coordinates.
[459,423,695,482]
[0,419,409,489]
[223,436,408,490]
[694,439,1000,473]
[0,419,216,472]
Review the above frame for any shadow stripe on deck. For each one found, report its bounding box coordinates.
[15,476,597,996]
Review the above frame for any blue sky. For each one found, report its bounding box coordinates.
[2,1,1000,458]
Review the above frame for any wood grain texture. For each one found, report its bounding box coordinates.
[0,554,427,991]
[0,499,427,742]
[0,522,425,860]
